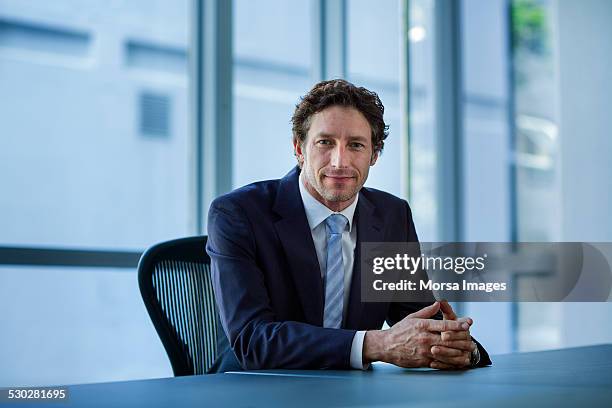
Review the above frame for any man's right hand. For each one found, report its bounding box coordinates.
[363,302,472,368]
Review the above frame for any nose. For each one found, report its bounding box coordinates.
[330,145,349,168]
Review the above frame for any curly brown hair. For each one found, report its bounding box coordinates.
[291,79,389,163]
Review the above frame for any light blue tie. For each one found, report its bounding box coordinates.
[323,214,348,328]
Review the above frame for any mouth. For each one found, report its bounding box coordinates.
[323,174,356,183]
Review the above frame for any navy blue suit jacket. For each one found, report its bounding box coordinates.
[206,166,491,371]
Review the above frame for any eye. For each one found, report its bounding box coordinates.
[316,139,332,146]
[349,142,365,149]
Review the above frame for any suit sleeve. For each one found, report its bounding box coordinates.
[385,200,492,367]
[206,197,356,370]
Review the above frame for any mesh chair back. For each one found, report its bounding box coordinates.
[138,236,219,376]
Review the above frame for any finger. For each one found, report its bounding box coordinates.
[420,357,434,367]
[421,346,436,360]
[431,345,463,357]
[403,347,435,366]
[430,350,471,367]
[407,302,440,319]
[425,319,470,332]
[436,340,476,352]
[439,300,457,320]
[441,330,471,341]
[430,361,460,370]
[456,316,474,326]
[415,332,443,350]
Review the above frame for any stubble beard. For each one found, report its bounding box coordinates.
[304,166,363,203]
[318,183,358,202]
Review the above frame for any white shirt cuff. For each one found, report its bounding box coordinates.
[350,330,370,370]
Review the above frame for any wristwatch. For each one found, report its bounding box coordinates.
[470,341,481,367]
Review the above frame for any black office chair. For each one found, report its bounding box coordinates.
[138,236,220,376]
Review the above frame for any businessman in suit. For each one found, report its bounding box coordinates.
[206,79,491,371]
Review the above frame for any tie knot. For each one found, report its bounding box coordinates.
[325,214,348,235]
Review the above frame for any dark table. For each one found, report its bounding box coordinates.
[5,345,612,407]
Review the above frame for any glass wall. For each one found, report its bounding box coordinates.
[407,0,437,241]
[0,0,190,385]
[0,265,170,386]
[512,0,560,243]
[458,0,514,354]
[347,0,404,199]
[3,0,611,387]
[232,0,314,187]
[0,0,194,250]
[511,0,562,352]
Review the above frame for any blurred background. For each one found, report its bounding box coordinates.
[1,0,611,386]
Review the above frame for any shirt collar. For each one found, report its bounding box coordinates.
[298,172,358,232]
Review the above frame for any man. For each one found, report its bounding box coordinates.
[206,79,491,371]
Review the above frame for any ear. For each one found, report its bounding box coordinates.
[293,138,302,155]
[370,151,379,166]
[293,138,304,166]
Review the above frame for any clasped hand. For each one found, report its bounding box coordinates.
[364,301,476,370]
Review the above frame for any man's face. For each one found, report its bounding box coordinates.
[294,105,378,211]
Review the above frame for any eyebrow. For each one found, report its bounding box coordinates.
[315,132,369,142]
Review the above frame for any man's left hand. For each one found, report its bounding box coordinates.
[430,300,477,370]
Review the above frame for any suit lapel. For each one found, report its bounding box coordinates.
[273,167,324,326]
[345,190,385,329]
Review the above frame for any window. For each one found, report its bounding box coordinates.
[0,0,191,385]
[511,0,562,352]
[232,0,314,187]
[0,1,193,250]
[347,0,405,200]
[407,0,438,241]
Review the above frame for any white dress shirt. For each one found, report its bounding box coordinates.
[298,173,368,370]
